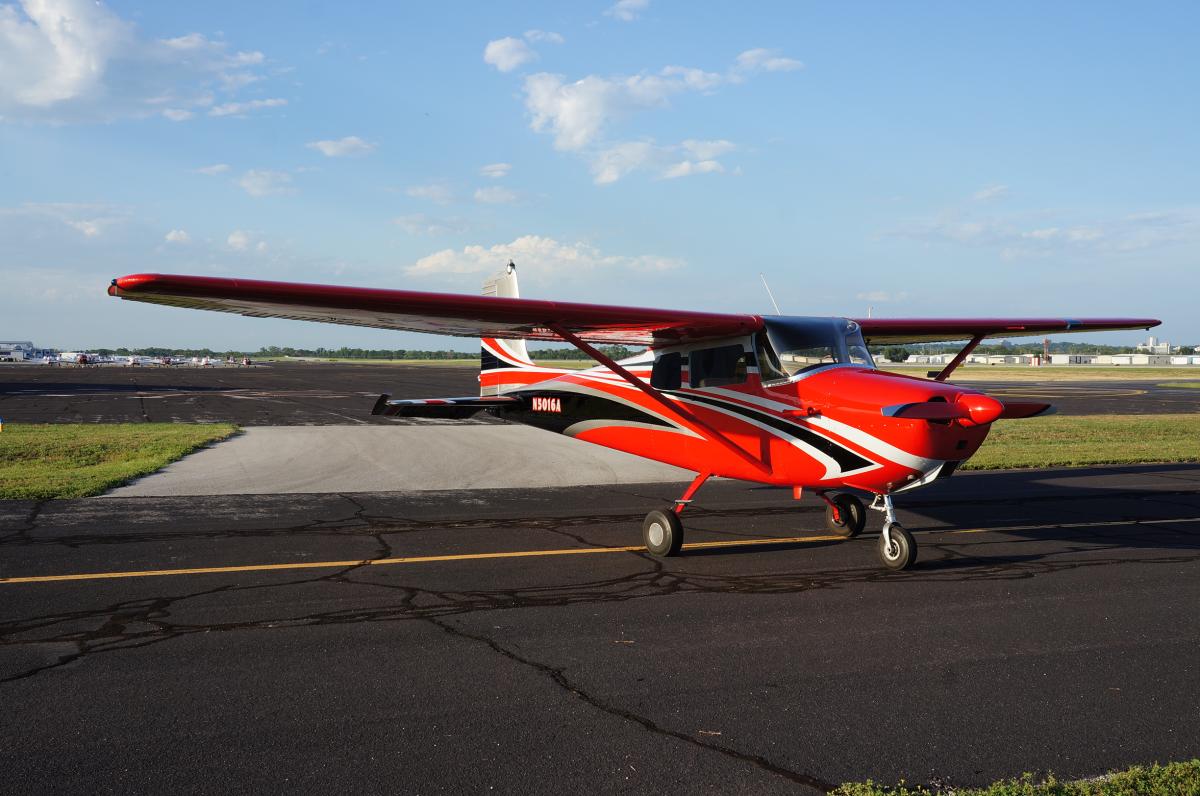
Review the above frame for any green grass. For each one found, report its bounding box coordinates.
[0,423,238,500]
[1158,381,1200,389]
[832,759,1200,795]
[963,413,1200,470]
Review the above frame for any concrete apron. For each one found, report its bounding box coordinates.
[104,425,694,496]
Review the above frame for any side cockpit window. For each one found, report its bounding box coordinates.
[650,351,682,389]
[689,344,748,388]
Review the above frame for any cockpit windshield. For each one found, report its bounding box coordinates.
[756,317,875,381]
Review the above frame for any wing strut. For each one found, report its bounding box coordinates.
[547,324,771,476]
[932,334,985,381]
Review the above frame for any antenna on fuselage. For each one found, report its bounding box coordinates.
[759,273,782,315]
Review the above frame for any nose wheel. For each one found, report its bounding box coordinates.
[878,522,916,570]
[871,494,917,570]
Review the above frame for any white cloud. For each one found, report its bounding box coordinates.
[590,141,656,185]
[194,163,230,175]
[483,37,536,72]
[306,136,376,157]
[605,0,649,22]
[164,229,190,243]
[1,202,126,238]
[0,0,279,123]
[681,139,735,160]
[474,186,518,204]
[661,159,723,179]
[406,183,453,205]
[732,48,804,78]
[856,290,909,303]
[972,184,1009,202]
[392,213,468,236]
[479,162,511,178]
[590,139,735,184]
[209,97,286,117]
[69,219,102,237]
[162,108,194,121]
[238,169,292,197]
[887,208,1200,257]
[226,230,268,253]
[407,235,683,277]
[518,52,794,181]
[523,29,564,45]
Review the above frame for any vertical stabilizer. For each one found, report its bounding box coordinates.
[481,261,534,395]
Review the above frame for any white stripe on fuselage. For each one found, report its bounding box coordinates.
[706,387,941,474]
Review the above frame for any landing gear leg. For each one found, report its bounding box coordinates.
[643,472,710,557]
[869,494,917,571]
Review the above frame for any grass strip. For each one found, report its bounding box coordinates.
[832,758,1200,795]
[963,413,1200,470]
[885,366,1200,382]
[1158,381,1200,389]
[0,423,238,500]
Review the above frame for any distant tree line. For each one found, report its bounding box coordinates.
[874,341,1145,361]
[89,344,643,360]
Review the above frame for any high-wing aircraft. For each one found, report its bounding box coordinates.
[109,265,1159,571]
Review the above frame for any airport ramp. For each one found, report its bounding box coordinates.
[105,425,693,496]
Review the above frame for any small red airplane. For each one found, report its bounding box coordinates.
[109,265,1159,571]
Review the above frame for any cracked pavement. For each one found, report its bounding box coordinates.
[2,467,1199,793]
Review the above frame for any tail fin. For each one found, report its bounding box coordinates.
[481,261,535,395]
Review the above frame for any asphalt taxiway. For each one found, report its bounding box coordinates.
[3,466,1199,792]
[2,362,1198,425]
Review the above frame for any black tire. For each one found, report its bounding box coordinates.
[878,523,917,570]
[825,494,866,538]
[643,508,684,557]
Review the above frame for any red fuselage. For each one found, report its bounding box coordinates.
[482,346,996,496]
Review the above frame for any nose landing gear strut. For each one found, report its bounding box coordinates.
[870,494,917,570]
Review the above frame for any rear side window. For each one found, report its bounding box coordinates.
[651,351,682,389]
[690,344,748,388]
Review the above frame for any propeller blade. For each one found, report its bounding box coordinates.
[882,402,970,421]
[998,401,1056,419]
[883,393,1006,426]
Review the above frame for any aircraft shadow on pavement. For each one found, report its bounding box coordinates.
[734,463,1200,572]
[889,463,1200,571]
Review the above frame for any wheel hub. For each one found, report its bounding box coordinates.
[648,522,665,547]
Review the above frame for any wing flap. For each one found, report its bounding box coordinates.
[108,273,761,347]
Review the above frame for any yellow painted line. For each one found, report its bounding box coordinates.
[946,516,1200,535]
[0,534,843,586]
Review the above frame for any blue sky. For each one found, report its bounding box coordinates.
[1,0,1196,350]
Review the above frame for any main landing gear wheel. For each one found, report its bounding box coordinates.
[643,509,684,557]
[878,522,917,570]
[825,494,866,538]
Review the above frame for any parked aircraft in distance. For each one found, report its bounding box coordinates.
[109,265,1159,570]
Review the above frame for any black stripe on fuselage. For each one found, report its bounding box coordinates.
[499,389,675,434]
[668,391,875,473]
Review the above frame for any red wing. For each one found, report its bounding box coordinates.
[855,317,1160,345]
[108,273,761,346]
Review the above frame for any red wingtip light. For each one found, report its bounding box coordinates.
[957,394,1004,426]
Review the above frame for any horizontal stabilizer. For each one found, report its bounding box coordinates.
[371,394,518,419]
